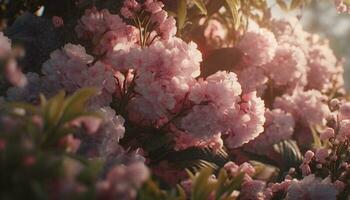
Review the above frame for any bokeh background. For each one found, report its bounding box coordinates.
[271,0,350,89]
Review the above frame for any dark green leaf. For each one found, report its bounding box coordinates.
[177,0,187,30]
[192,0,207,15]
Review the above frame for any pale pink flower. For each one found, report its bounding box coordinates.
[240,180,266,200]
[245,109,295,154]
[0,32,11,58]
[237,28,277,66]
[225,92,266,148]
[304,150,315,163]
[126,38,202,126]
[335,0,350,13]
[286,175,338,200]
[173,131,223,151]
[144,0,164,14]
[76,8,138,54]
[315,148,329,164]
[42,44,115,107]
[306,37,341,92]
[274,89,330,126]
[4,59,27,87]
[339,102,350,120]
[263,43,308,90]
[120,0,140,19]
[158,17,177,40]
[96,162,149,200]
[337,119,350,142]
[237,66,268,95]
[320,128,335,141]
[96,107,126,157]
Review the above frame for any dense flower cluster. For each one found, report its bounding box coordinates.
[1,0,350,199]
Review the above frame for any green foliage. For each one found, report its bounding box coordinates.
[138,167,245,200]
[0,88,102,199]
[6,88,100,149]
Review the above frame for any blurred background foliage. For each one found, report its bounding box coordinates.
[300,0,350,89]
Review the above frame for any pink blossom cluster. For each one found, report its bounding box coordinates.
[75,7,138,55]
[237,28,277,67]
[335,0,350,13]
[6,1,266,154]
[3,0,350,198]
[244,109,295,154]
[96,162,149,200]
[120,0,177,40]
[236,18,344,97]
[273,89,330,126]
[272,18,344,93]
[174,71,265,150]
[41,44,116,107]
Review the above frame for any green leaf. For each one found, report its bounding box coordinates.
[61,88,97,123]
[191,167,216,200]
[224,173,244,196]
[290,0,303,9]
[223,0,239,28]
[276,0,288,11]
[273,140,303,170]
[192,0,207,15]
[177,0,187,30]
[215,169,228,199]
[44,90,66,127]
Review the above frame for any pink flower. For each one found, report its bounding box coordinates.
[337,119,350,142]
[237,28,277,67]
[144,0,164,14]
[120,0,140,19]
[339,102,350,120]
[96,107,126,156]
[96,162,149,199]
[76,8,138,54]
[237,66,268,94]
[52,16,64,28]
[320,128,335,141]
[315,148,329,164]
[225,92,266,148]
[70,116,102,135]
[224,161,255,178]
[4,59,27,87]
[335,0,350,13]
[0,32,11,58]
[126,38,202,126]
[158,17,177,40]
[240,180,266,200]
[245,109,295,154]
[274,89,330,126]
[286,175,338,200]
[307,36,342,92]
[173,131,223,151]
[304,150,315,163]
[42,44,116,107]
[262,43,308,89]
